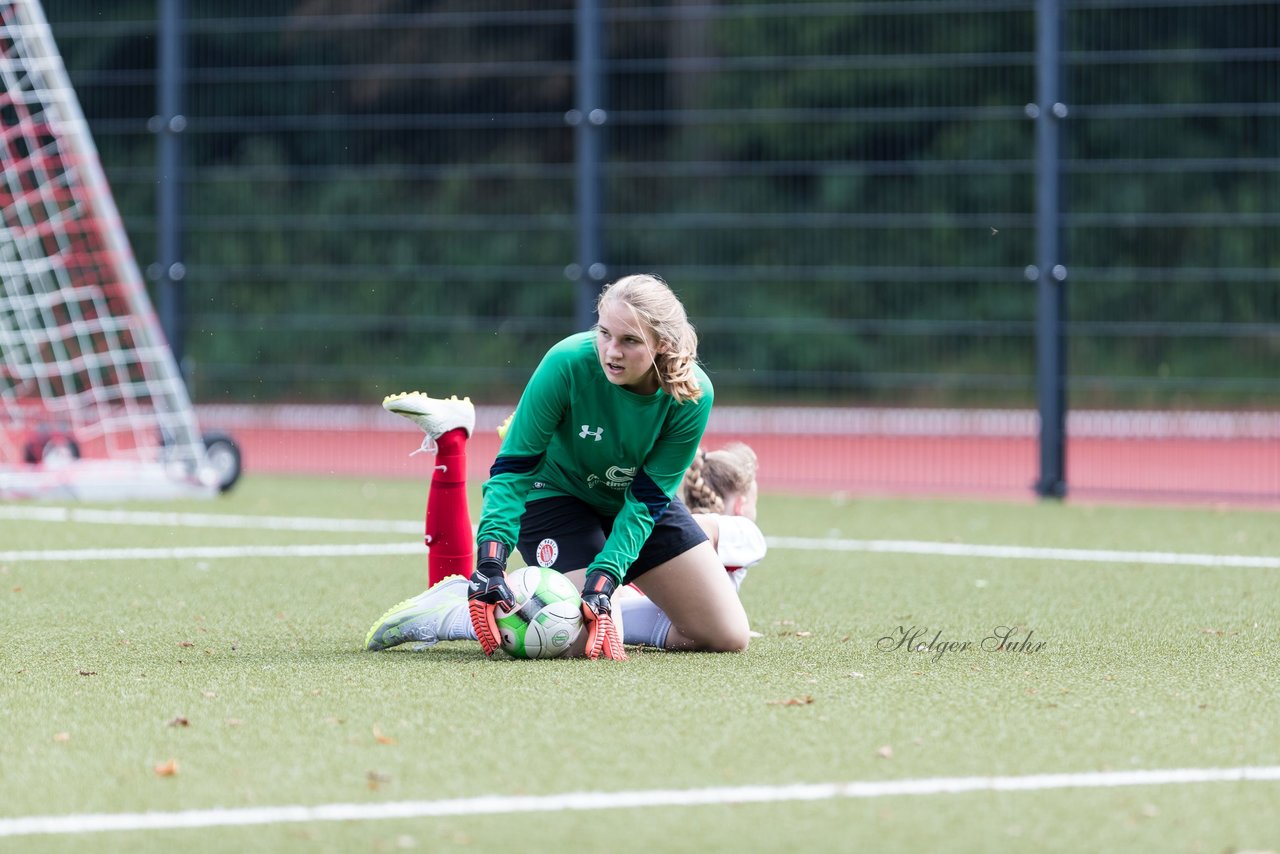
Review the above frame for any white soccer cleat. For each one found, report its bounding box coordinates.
[364,575,470,651]
[382,392,475,454]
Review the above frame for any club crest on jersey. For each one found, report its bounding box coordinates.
[579,425,604,441]
[536,538,559,567]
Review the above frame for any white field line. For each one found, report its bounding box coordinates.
[1,507,1276,569]
[3,766,1279,838]
[0,506,420,534]
[768,536,1280,570]
[0,543,423,562]
[2,536,1277,569]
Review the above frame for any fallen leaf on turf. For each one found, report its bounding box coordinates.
[877,745,894,759]
[77,670,96,676]
[53,732,70,743]
[367,771,391,790]
[372,725,396,745]
[167,716,190,728]
[177,641,195,648]
[766,696,814,706]
[153,759,179,777]
[795,631,813,638]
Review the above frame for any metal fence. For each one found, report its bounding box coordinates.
[38,0,1280,501]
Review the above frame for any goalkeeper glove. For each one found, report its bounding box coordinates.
[468,541,514,656]
[580,570,628,661]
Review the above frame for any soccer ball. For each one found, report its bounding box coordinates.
[496,566,584,659]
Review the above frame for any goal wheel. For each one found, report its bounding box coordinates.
[202,431,243,493]
[23,432,81,467]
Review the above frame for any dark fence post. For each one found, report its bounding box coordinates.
[153,0,187,374]
[1032,0,1067,498]
[569,0,605,331]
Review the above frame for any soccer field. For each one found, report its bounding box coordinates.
[2,475,1278,852]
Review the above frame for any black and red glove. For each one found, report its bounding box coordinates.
[468,541,514,656]
[580,570,628,661]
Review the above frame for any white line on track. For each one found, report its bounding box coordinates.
[3,766,1278,838]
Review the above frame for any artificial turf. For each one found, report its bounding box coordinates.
[2,474,1277,852]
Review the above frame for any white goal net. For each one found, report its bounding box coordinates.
[0,0,216,500]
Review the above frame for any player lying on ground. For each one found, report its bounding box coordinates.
[615,442,767,646]
[364,274,753,658]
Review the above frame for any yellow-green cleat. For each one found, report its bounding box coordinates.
[364,575,471,651]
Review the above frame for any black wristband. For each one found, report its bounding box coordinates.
[475,540,509,576]
[583,570,618,600]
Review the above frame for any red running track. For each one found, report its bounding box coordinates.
[207,412,1279,507]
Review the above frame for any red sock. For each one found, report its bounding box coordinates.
[425,428,473,587]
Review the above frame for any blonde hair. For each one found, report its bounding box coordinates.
[682,442,758,514]
[596,273,702,404]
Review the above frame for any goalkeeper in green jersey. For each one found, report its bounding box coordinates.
[366,274,750,660]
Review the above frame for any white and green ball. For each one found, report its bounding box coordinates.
[496,566,584,659]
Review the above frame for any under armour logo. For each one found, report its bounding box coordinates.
[579,425,604,441]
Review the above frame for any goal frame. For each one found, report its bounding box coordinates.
[1,0,218,500]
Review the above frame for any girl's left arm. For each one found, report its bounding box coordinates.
[586,389,713,583]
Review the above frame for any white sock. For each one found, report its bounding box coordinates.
[619,596,672,648]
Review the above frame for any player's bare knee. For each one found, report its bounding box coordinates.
[703,622,750,653]
[709,636,749,653]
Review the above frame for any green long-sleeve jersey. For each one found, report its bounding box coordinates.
[476,331,714,584]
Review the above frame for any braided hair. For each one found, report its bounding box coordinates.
[681,442,758,514]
